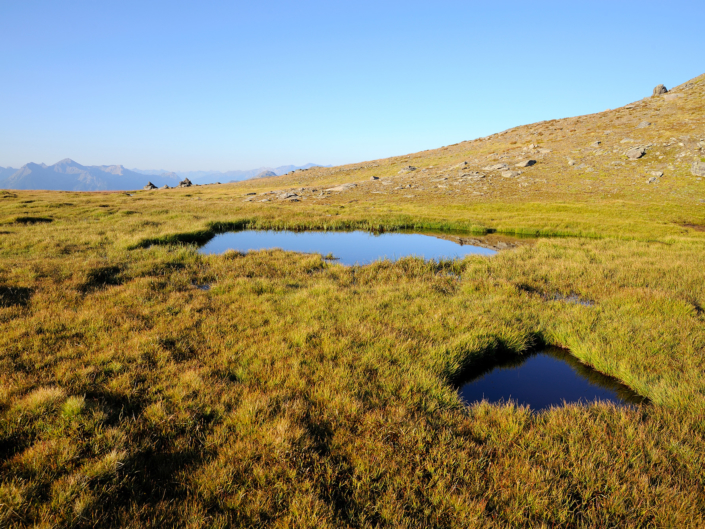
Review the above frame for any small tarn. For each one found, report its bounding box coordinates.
[458,347,647,411]
[199,230,497,265]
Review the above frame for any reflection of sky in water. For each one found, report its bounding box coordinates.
[199,230,495,265]
[459,348,646,411]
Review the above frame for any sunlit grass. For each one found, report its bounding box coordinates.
[1,74,705,526]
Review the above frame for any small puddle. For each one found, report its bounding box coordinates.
[458,347,646,411]
[199,230,501,265]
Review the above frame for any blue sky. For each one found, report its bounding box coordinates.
[1,0,703,171]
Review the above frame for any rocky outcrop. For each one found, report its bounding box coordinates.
[691,162,705,177]
[515,160,536,168]
[143,182,157,190]
[483,163,509,171]
[626,147,646,160]
[178,178,192,188]
[653,84,668,96]
[325,183,358,192]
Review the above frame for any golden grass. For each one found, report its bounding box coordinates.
[1,74,705,527]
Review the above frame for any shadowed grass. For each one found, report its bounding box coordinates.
[1,73,705,526]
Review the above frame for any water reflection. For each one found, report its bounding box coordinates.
[199,230,497,265]
[458,347,647,411]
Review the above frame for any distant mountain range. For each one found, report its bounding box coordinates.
[0,160,328,191]
[131,163,326,183]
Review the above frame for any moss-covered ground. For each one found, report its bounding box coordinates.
[1,75,705,527]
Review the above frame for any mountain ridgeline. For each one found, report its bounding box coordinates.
[0,160,327,191]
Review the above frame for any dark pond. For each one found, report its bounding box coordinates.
[459,348,647,411]
[199,230,496,265]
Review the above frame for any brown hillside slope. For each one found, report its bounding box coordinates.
[2,75,705,528]
[227,72,705,227]
[243,73,704,206]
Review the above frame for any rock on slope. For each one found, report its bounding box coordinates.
[234,74,705,205]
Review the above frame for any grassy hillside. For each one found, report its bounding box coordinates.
[1,75,704,527]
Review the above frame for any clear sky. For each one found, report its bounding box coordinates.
[1,0,703,171]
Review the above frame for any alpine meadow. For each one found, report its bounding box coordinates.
[2,55,705,529]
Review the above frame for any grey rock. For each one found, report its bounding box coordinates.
[647,177,658,184]
[160,185,170,189]
[178,178,192,188]
[591,141,601,147]
[399,166,417,173]
[653,84,668,96]
[370,176,379,180]
[143,182,157,190]
[650,171,664,177]
[567,158,576,166]
[515,159,536,168]
[691,162,705,177]
[637,121,652,129]
[278,192,298,199]
[626,147,646,160]
[483,163,509,171]
[326,183,358,192]
[501,170,521,178]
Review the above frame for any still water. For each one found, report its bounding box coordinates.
[199,230,496,265]
[459,348,647,411]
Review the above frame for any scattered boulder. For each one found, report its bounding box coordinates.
[626,147,646,160]
[637,121,652,128]
[653,84,668,96]
[691,162,705,177]
[326,183,358,192]
[591,141,601,147]
[650,171,664,177]
[501,170,521,178]
[515,159,536,168]
[143,182,157,190]
[178,178,192,188]
[647,177,658,184]
[278,192,298,200]
[567,158,576,166]
[370,176,379,180]
[399,166,417,174]
[483,163,509,171]
[160,185,170,189]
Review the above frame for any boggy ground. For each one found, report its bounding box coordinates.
[1,75,705,528]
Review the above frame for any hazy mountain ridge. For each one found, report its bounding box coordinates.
[131,163,328,184]
[0,160,329,191]
[0,159,181,191]
[0,166,18,180]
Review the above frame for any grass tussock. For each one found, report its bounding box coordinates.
[1,73,705,526]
